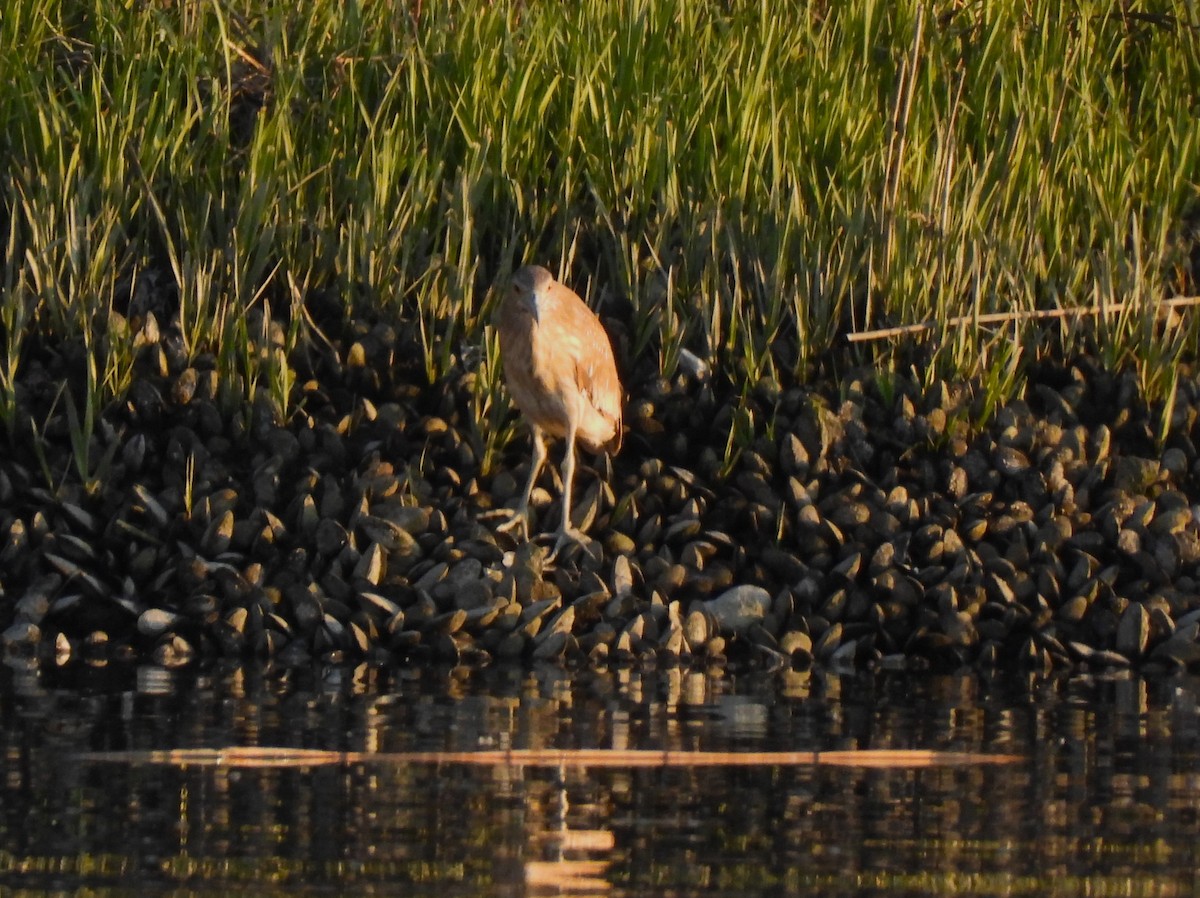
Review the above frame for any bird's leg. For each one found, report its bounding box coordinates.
[497,425,547,539]
[551,420,590,556]
[559,423,577,537]
[516,426,548,536]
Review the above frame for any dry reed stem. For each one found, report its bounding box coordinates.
[846,295,1200,342]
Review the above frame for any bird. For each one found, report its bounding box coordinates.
[496,264,623,554]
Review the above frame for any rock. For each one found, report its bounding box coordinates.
[701,585,771,636]
[2,620,40,648]
[137,608,180,638]
[1113,456,1160,494]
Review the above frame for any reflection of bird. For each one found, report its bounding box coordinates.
[497,265,622,553]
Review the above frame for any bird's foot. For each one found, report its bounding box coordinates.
[490,506,530,540]
[548,527,601,564]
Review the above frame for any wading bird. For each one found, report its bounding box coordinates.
[497,264,623,553]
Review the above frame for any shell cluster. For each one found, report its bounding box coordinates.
[2,318,1200,675]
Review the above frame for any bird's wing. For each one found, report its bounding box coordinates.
[558,288,623,453]
[578,355,623,454]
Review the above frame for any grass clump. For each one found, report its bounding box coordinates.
[2,0,1199,473]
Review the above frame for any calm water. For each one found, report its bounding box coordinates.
[0,660,1197,897]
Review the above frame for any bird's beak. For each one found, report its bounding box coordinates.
[528,292,540,325]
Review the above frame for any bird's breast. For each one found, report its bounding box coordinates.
[500,320,572,433]
[498,290,622,453]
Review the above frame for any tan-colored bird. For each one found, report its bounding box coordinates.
[497,264,623,553]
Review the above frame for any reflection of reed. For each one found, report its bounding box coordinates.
[75,746,1023,768]
[519,765,615,895]
[540,829,617,852]
[525,818,614,894]
[9,667,1196,897]
[525,859,610,892]
[69,743,1023,894]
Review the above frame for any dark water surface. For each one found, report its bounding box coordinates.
[1,661,1197,897]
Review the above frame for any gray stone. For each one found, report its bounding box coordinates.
[702,585,772,636]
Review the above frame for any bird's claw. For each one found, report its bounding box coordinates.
[489,508,600,565]
[548,527,600,564]
[491,507,530,539]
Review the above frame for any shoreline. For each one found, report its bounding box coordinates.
[2,341,1199,675]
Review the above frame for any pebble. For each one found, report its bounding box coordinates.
[701,585,772,636]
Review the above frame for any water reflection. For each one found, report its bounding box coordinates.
[1,661,1197,896]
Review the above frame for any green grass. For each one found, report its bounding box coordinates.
[2,0,1199,471]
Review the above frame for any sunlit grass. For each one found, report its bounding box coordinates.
[2,0,1199,475]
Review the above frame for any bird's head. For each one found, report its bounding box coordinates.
[509,264,556,325]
